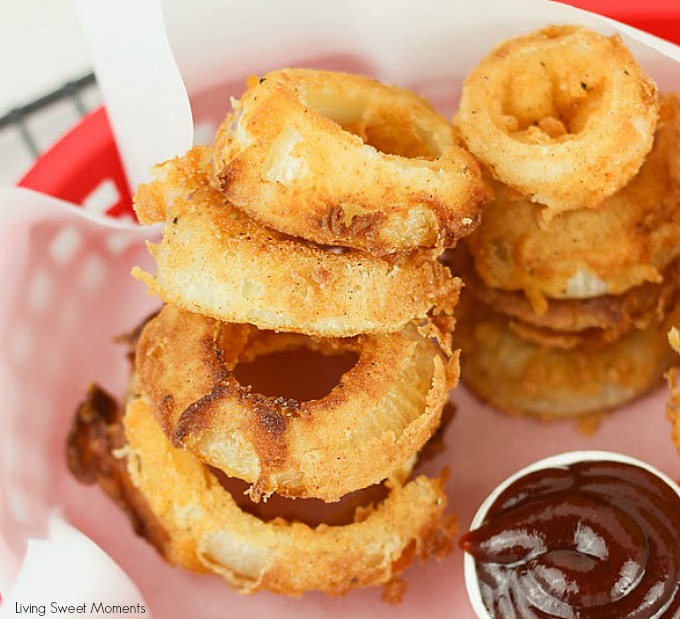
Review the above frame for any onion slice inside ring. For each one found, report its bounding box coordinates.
[455,25,659,216]
[135,304,458,502]
[133,147,461,337]
[213,68,490,253]
[122,396,457,597]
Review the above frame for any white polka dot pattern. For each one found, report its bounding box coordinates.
[82,179,121,216]
[0,208,158,554]
[78,254,106,293]
[49,226,82,265]
[27,269,54,312]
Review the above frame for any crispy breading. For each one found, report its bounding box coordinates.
[135,304,457,502]
[463,95,680,309]
[121,395,457,597]
[133,147,461,337]
[456,250,680,341]
[455,25,659,216]
[456,295,680,419]
[213,69,490,254]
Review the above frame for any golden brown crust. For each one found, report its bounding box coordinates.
[65,385,171,557]
[456,295,680,419]
[135,304,457,501]
[212,68,490,253]
[133,146,461,337]
[66,389,458,596]
[463,94,680,307]
[455,25,659,215]
[669,327,680,355]
[120,396,457,597]
[455,249,680,340]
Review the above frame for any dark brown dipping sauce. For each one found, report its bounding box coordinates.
[460,460,680,619]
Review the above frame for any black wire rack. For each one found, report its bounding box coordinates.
[0,72,96,160]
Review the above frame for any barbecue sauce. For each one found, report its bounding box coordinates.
[461,460,680,618]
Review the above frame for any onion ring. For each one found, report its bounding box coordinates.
[212,69,490,253]
[117,395,456,597]
[454,249,680,339]
[456,295,680,419]
[463,94,680,310]
[133,147,460,337]
[504,320,633,350]
[455,25,659,216]
[67,387,457,599]
[66,385,170,552]
[135,304,457,502]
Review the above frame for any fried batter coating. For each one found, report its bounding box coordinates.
[133,147,460,337]
[124,397,457,597]
[66,385,169,554]
[455,25,658,216]
[67,391,456,597]
[457,296,680,419]
[135,304,457,502]
[213,69,490,253]
[67,387,457,598]
[463,95,680,310]
[459,251,680,341]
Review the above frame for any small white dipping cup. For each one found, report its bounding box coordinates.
[463,450,680,619]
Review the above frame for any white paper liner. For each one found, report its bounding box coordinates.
[0,189,155,609]
[0,515,149,618]
[72,0,193,189]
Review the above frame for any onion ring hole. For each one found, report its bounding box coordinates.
[500,40,604,140]
[208,466,389,527]
[305,89,441,159]
[232,346,359,402]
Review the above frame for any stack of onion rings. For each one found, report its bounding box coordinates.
[452,28,679,419]
[213,69,490,253]
[457,295,680,419]
[70,390,456,597]
[133,147,460,337]
[68,68,473,599]
[455,248,680,344]
[463,95,680,311]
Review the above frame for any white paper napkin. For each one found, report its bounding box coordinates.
[0,515,150,618]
